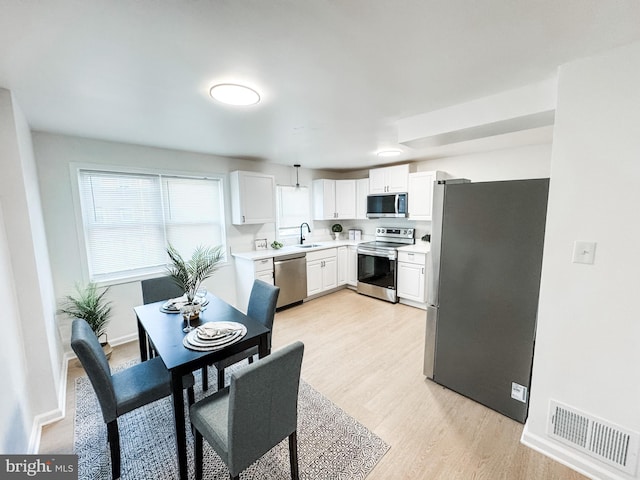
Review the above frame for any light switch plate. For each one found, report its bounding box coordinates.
[572,241,597,264]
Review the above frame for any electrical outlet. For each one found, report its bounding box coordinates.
[572,241,596,265]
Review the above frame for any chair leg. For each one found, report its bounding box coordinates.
[217,366,225,391]
[202,366,209,391]
[289,431,299,480]
[107,420,121,480]
[187,385,195,406]
[195,430,203,480]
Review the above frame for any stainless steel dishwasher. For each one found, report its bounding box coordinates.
[273,252,307,309]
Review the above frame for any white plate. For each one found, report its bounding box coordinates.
[182,322,247,351]
[160,297,209,313]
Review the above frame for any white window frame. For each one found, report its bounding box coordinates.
[276,185,311,243]
[70,163,228,285]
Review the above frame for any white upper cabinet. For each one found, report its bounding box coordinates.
[230,171,276,225]
[313,179,356,220]
[408,170,446,221]
[369,164,410,193]
[355,178,369,219]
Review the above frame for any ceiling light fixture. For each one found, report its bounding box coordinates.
[376,149,402,157]
[293,164,301,188]
[209,83,260,106]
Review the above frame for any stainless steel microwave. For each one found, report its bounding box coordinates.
[366,192,408,218]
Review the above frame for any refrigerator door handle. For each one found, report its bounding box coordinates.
[424,305,437,379]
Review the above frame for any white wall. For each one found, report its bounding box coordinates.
[0,201,30,453]
[414,143,552,182]
[32,132,338,350]
[522,41,640,480]
[0,89,62,452]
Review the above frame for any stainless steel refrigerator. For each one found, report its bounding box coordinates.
[423,178,549,423]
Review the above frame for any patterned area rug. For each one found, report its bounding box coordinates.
[74,362,389,479]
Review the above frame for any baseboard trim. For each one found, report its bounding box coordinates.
[109,332,138,347]
[520,422,629,480]
[28,335,138,454]
[398,298,427,310]
[28,351,73,453]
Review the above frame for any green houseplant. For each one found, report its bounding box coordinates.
[331,223,343,240]
[59,282,113,356]
[166,244,224,319]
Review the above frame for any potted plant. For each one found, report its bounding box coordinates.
[166,244,224,321]
[331,223,343,241]
[59,282,113,358]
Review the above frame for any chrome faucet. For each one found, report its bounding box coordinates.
[300,222,311,244]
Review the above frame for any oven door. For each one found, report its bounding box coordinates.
[356,247,398,303]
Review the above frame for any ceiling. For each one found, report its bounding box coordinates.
[1,1,640,170]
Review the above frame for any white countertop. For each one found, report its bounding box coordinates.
[234,238,431,260]
[397,241,431,254]
[232,240,360,261]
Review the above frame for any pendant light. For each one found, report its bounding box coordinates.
[294,164,301,188]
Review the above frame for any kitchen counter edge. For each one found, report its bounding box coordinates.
[232,240,362,261]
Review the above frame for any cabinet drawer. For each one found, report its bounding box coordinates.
[398,251,426,265]
[306,247,337,263]
[254,258,274,273]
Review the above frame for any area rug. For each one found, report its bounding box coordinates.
[74,363,389,479]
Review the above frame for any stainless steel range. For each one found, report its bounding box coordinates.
[357,227,415,303]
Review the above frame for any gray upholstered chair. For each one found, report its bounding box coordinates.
[190,341,304,480]
[141,275,210,386]
[71,318,195,480]
[141,275,183,304]
[204,279,280,391]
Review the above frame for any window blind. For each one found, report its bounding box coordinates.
[77,169,225,283]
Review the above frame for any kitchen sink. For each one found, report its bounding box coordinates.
[296,244,322,248]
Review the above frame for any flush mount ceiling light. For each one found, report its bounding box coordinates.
[209,83,260,106]
[376,149,402,157]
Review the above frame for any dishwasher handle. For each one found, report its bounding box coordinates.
[274,253,306,263]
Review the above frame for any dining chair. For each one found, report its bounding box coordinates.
[141,275,211,385]
[141,275,183,304]
[190,341,304,480]
[71,318,195,480]
[202,279,280,391]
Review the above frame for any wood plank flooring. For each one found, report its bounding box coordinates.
[40,289,586,479]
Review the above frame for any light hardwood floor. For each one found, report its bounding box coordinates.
[40,289,586,479]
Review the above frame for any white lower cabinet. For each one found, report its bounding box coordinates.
[397,251,427,304]
[306,248,338,296]
[347,245,358,286]
[235,257,274,311]
[337,246,347,286]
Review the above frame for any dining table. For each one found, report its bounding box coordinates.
[135,294,271,480]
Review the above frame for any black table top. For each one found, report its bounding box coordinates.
[135,295,269,374]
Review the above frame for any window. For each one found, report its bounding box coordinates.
[77,169,226,283]
[276,185,311,240]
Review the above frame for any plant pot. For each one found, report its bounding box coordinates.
[333,232,341,240]
[101,341,113,360]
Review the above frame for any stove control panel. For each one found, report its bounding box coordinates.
[376,227,414,239]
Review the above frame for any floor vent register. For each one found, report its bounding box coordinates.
[548,400,639,476]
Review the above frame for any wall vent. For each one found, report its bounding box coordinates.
[548,400,639,476]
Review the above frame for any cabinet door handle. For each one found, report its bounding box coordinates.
[242,215,245,223]
[422,267,425,274]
